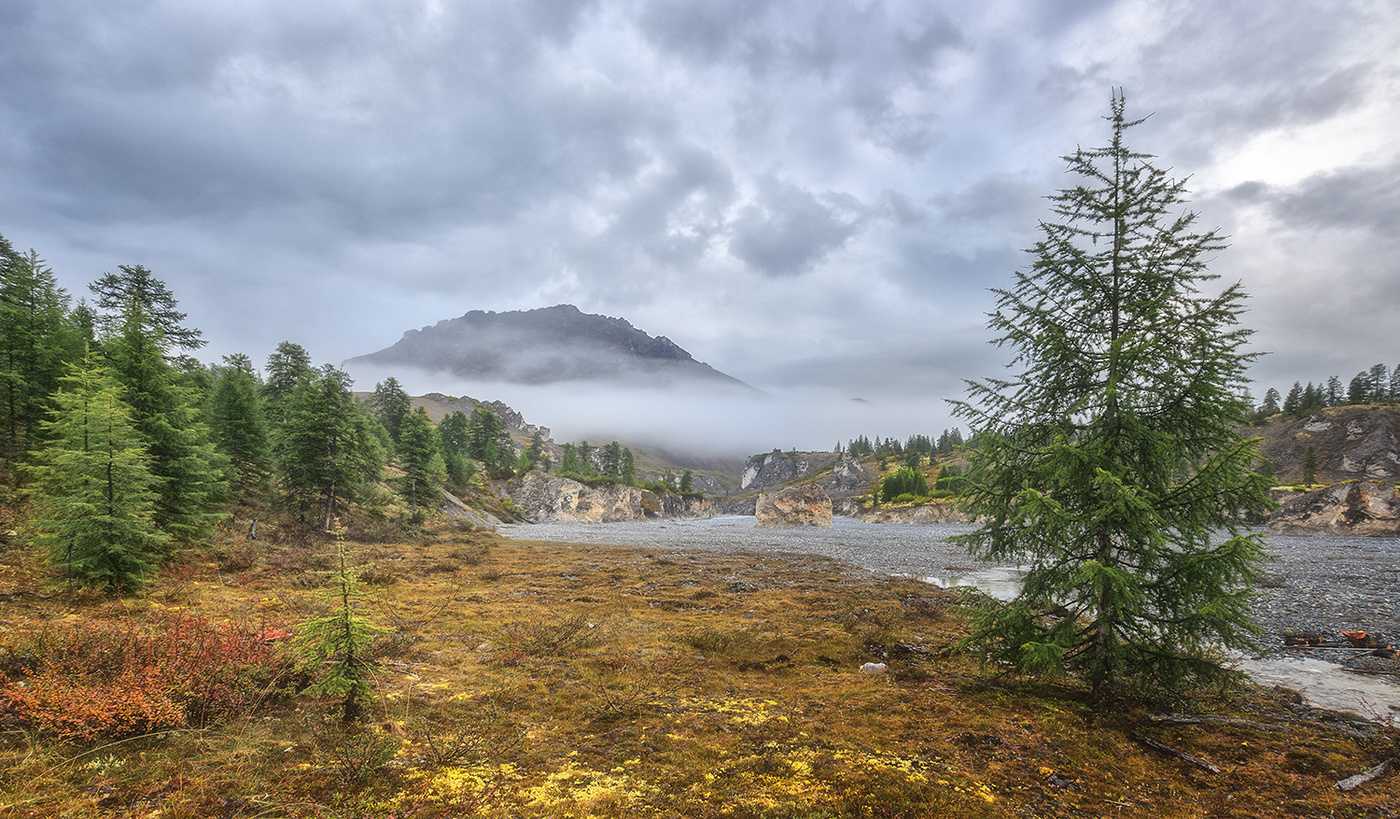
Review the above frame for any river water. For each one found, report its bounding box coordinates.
[499,516,1400,719]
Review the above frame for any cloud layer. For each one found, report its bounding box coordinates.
[4,1,1399,449]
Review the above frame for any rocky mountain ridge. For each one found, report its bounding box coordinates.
[351,304,753,390]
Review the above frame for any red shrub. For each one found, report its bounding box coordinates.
[0,614,292,741]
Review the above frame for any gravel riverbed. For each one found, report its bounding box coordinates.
[500,516,1400,714]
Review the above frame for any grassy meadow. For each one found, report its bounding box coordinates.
[1,516,1397,818]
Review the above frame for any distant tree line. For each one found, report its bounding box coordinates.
[0,232,536,592]
[841,428,968,461]
[1254,363,1400,422]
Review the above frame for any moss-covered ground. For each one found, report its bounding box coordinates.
[1,517,1396,817]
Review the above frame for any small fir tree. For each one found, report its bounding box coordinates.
[26,349,168,592]
[292,520,387,723]
[952,93,1273,698]
[1301,446,1319,486]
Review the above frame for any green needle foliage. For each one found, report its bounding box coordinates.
[952,93,1274,699]
[396,405,445,521]
[0,241,81,464]
[293,519,387,723]
[25,348,168,592]
[104,305,227,545]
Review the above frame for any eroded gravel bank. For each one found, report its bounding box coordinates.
[499,516,1400,656]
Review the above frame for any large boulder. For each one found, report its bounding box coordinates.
[754,485,833,528]
[1267,480,1400,537]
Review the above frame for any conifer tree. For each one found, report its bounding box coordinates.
[263,341,315,426]
[1282,382,1303,416]
[1347,373,1367,404]
[292,519,387,723]
[0,242,79,463]
[620,446,635,485]
[276,367,384,529]
[89,264,205,353]
[558,442,580,474]
[26,349,167,591]
[435,410,474,492]
[466,407,514,478]
[1302,446,1319,486]
[396,406,444,521]
[952,94,1273,698]
[1368,364,1389,403]
[368,377,412,446]
[104,306,227,544]
[1325,375,1343,407]
[207,354,271,501]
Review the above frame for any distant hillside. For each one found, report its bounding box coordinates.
[349,304,754,390]
[1246,405,1400,485]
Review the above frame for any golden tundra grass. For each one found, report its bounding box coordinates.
[1,519,1397,817]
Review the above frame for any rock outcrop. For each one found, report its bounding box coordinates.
[840,501,968,524]
[505,471,713,523]
[741,450,836,492]
[1267,480,1400,537]
[1250,407,1400,485]
[439,490,503,531]
[754,485,832,528]
[817,452,876,497]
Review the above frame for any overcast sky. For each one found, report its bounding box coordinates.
[4,1,1399,453]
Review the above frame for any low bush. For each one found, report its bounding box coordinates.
[0,614,292,741]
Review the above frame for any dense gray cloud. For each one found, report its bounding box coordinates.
[3,0,1399,451]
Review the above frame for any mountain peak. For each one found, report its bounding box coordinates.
[352,305,753,389]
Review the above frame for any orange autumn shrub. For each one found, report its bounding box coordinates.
[0,614,291,741]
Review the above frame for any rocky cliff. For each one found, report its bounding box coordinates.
[1267,480,1400,537]
[1249,406,1400,485]
[740,450,843,492]
[504,471,714,523]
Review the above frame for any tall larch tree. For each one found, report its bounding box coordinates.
[276,367,384,529]
[263,341,315,427]
[396,406,444,521]
[26,348,168,591]
[368,377,412,447]
[207,353,271,501]
[0,241,79,464]
[104,306,227,545]
[89,264,205,356]
[952,93,1273,699]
